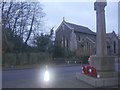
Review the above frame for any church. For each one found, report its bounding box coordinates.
[55,19,118,56]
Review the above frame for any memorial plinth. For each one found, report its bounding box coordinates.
[90,56,117,78]
[76,0,118,87]
[76,72,118,87]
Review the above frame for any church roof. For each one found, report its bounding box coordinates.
[57,19,117,37]
[64,21,96,35]
[106,31,118,39]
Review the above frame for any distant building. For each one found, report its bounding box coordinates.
[55,19,118,56]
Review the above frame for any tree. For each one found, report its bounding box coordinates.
[52,41,65,58]
[24,2,45,44]
[34,33,50,52]
[50,27,54,38]
[118,38,120,57]
[1,1,45,53]
[2,28,29,53]
[33,27,55,52]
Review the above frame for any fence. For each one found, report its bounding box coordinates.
[2,52,51,67]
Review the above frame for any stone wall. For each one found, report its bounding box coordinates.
[56,23,72,49]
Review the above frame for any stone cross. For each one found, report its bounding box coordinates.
[94,0,107,56]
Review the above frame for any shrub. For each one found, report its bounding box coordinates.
[2,52,52,67]
[80,55,89,64]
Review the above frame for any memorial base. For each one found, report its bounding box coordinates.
[76,72,118,87]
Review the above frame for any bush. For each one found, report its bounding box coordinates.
[3,53,16,67]
[80,55,89,64]
[17,53,28,65]
[2,52,52,67]
[53,58,65,64]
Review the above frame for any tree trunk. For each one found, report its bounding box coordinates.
[25,14,35,44]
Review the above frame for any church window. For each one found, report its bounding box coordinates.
[65,38,69,48]
[65,39,67,47]
[62,24,65,30]
[81,44,84,47]
[61,37,63,47]
[78,36,80,41]
[107,45,110,49]
[67,39,69,48]
[87,42,89,49]
[114,41,116,54]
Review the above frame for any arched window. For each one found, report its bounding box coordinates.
[62,24,65,30]
[61,37,63,47]
[65,39,67,47]
[67,39,69,48]
[78,36,80,41]
[114,41,116,54]
[87,42,89,49]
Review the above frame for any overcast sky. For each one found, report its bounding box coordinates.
[40,1,118,35]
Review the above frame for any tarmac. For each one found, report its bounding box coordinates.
[2,64,119,88]
[2,64,82,71]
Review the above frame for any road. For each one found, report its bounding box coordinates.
[2,63,120,88]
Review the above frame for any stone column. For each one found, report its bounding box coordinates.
[94,0,107,56]
[89,0,117,77]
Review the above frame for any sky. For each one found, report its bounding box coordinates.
[118,1,120,38]
[39,0,119,35]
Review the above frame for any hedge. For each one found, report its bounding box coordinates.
[2,52,51,67]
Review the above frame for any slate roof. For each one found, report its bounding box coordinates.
[61,20,116,37]
[65,21,96,35]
